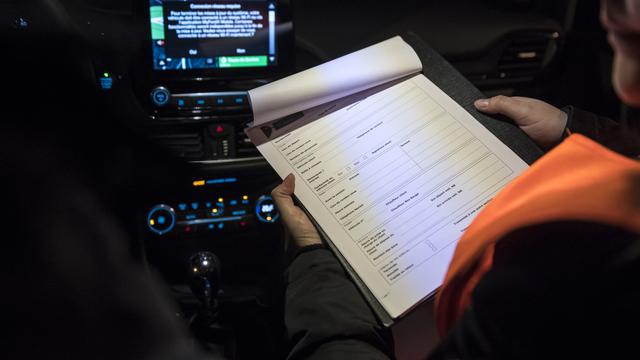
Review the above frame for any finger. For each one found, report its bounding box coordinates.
[474,95,528,121]
[271,173,296,216]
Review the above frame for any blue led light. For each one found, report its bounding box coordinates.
[154,92,168,104]
[218,223,225,229]
[232,210,247,216]
[208,224,215,230]
[204,177,237,185]
[178,203,187,211]
[147,204,176,235]
[15,17,29,28]
[185,214,197,220]
[205,202,212,208]
[99,77,113,90]
[229,200,238,206]
[151,87,170,106]
[191,202,199,210]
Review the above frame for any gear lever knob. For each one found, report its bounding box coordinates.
[189,251,221,313]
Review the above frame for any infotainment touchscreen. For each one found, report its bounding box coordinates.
[149,0,278,71]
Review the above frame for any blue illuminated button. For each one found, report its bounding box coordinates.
[255,195,279,223]
[233,96,247,105]
[218,223,225,229]
[208,224,215,230]
[151,87,170,107]
[147,204,176,235]
[99,77,113,90]
[14,17,29,29]
[229,200,238,206]
[195,98,207,107]
[178,203,188,211]
[214,97,225,105]
[177,98,186,107]
[209,200,224,217]
[205,202,212,209]
[191,202,199,210]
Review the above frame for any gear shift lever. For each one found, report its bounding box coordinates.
[189,251,221,319]
[187,252,235,357]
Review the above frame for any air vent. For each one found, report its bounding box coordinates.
[152,132,204,160]
[235,128,261,158]
[496,34,556,80]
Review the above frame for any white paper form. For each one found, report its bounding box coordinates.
[257,74,529,318]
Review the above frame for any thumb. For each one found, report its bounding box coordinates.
[271,173,295,214]
[474,95,528,123]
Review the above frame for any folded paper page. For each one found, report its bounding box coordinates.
[248,36,422,126]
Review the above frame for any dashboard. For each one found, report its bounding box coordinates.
[80,0,296,288]
[4,0,612,358]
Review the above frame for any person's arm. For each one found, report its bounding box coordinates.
[2,131,215,360]
[285,248,393,360]
[474,96,640,157]
[272,175,394,360]
[563,105,640,156]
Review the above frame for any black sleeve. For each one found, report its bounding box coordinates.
[563,105,640,157]
[2,132,215,360]
[285,249,394,360]
[428,221,640,360]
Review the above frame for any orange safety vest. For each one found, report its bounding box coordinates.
[435,134,640,335]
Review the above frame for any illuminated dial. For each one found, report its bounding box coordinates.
[255,195,279,223]
[147,204,176,235]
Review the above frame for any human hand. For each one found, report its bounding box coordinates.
[271,174,322,251]
[474,96,568,150]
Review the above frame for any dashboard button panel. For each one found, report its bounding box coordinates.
[146,194,278,236]
[150,89,250,114]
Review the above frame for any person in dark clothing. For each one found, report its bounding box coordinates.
[272,1,640,359]
[273,106,640,359]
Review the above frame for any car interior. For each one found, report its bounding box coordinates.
[1,0,624,358]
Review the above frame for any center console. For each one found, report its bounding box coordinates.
[132,0,294,162]
[125,1,295,357]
